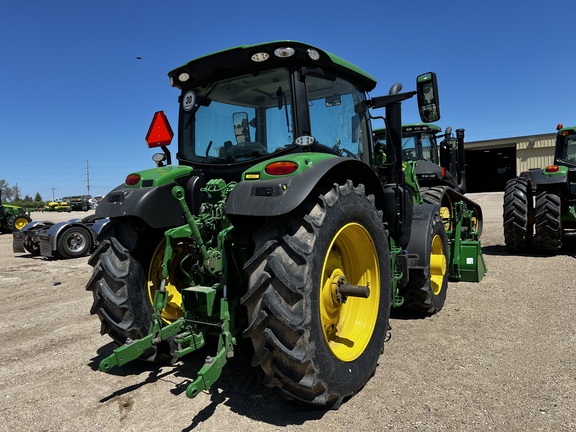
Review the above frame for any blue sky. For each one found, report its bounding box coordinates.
[1,1,574,200]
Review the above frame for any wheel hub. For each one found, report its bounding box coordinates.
[320,223,380,362]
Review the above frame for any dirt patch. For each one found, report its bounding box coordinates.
[0,199,574,431]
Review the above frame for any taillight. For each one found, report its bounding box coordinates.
[125,173,141,186]
[545,165,560,173]
[265,161,298,176]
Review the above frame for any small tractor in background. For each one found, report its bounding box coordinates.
[373,124,486,283]
[0,189,32,233]
[503,123,576,254]
[87,41,486,409]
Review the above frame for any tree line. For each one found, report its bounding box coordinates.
[1,179,49,208]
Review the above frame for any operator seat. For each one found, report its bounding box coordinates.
[219,140,233,157]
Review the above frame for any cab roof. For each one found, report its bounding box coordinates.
[168,40,377,92]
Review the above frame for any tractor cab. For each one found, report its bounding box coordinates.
[161,42,379,183]
[555,124,576,167]
[374,124,467,194]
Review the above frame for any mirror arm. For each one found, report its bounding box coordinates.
[368,91,416,109]
[161,146,172,165]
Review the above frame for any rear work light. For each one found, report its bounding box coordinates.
[265,161,298,176]
[274,47,295,58]
[125,173,141,186]
[545,165,560,173]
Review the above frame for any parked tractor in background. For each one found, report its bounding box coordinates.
[503,123,576,254]
[373,124,485,283]
[62,195,92,211]
[0,189,31,233]
[87,41,485,409]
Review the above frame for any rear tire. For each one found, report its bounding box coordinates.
[534,190,562,254]
[24,238,40,255]
[503,177,533,251]
[242,181,391,408]
[87,221,161,345]
[57,226,93,258]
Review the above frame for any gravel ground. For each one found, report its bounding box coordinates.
[0,193,574,432]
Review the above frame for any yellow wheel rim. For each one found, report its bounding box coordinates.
[320,223,380,362]
[429,234,447,295]
[14,217,29,231]
[439,206,452,231]
[471,207,480,233]
[440,191,453,232]
[147,239,190,323]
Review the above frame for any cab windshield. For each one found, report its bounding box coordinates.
[401,132,438,163]
[559,134,576,164]
[178,67,371,165]
[179,68,295,164]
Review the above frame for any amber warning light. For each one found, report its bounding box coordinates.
[146,111,174,148]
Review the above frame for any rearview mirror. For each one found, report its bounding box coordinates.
[233,112,251,143]
[417,72,440,123]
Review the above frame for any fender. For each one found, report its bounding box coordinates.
[13,220,54,253]
[91,217,110,237]
[39,219,85,257]
[529,168,569,188]
[38,217,109,257]
[405,203,442,269]
[226,157,384,217]
[96,171,203,229]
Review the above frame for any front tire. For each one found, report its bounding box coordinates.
[400,209,448,315]
[242,181,391,408]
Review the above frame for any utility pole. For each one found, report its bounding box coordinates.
[51,187,56,201]
[86,160,90,197]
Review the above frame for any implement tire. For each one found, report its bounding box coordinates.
[503,177,533,251]
[242,180,391,408]
[534,190,562,254]
[86,220,163,347]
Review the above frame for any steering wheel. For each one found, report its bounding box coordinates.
[228,141,268,158]
[339,148,357,159]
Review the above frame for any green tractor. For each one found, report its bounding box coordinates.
[0,189,32,233]
[503,123,576,254]
[373,123,486,283]
[88,41,485,408]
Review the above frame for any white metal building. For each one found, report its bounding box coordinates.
[464,132,556,192]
